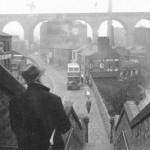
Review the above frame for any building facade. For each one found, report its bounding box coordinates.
[0,31,12,71]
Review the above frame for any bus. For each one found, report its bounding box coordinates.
[67,62,81,90]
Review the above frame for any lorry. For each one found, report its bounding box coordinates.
[67,62,81,90]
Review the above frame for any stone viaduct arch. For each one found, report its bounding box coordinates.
[0,12,150,47]
[98,19,126,46]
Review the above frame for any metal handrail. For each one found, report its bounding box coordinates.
[68,106,82,130]
[65,127,83,150]
[114,131,130,150]
[0,128,81,150]
[122,132,130,150]
[65,127,74,150]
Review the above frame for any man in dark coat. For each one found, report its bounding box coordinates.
[9,63,71,150]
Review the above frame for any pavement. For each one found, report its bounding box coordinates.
[79,86,114,150]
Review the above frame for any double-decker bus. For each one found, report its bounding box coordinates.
[67,62,81,90]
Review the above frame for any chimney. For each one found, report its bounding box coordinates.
[97,37,110,53]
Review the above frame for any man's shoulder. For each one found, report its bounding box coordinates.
[42,90,61,101]
[49,92,61,101]
[43,92,62,107]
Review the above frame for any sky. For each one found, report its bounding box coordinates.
[0,0,150,14]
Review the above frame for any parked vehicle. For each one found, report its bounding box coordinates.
[67,62,81,90]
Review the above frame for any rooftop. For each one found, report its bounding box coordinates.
[0,31,12,37]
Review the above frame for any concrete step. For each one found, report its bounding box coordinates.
[82,143,114,150]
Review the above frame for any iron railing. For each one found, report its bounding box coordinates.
[114,131,130,150]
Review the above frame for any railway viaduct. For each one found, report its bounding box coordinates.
[0,12,150,46]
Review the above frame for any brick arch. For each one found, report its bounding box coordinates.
[0,12,149,47]
[99,18,128,33]
[97,18,127,46]
[66,18,99,41]
[86,18,128,44]
[29,18,53,32]
[1,19,24,32]
[27,18,60,43]
[1,20,25,39]
[133,18,150,48]
[70,19,93,37]
[31,18,94,42]
[134,18,150,28]
[30,19,50,42]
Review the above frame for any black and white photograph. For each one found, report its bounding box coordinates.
[0,0,150,150]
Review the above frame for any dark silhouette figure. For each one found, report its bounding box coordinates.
[9,64,71,150]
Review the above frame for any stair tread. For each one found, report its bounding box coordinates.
[82,143,114,150]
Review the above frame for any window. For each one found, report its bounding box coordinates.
[99,63,104,69]
[68,68,73,71]
[0,42,4,53]
[74,67,79,71]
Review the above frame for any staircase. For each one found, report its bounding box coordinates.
[0,64,115,150]
[65,87,115,150]
[82,143,114,150]
[0,65,88,150]
[82,143,99,150]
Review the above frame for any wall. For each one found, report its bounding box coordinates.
[91,76,111,138]
[0,34,12,71]
[53,48,72,68]
[97,37,110,54]
[0,86,17,147]
[113,100,150,150]
[63,105,88,150]
[0,64,25,149]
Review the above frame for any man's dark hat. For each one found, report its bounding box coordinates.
[21,63,45,84]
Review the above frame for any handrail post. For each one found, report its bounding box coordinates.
[84,116,89,143]
[110,117,114,143]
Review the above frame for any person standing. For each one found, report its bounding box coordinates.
[80,73,84,85]
[9,63,71,150]
[85,85,91,113]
